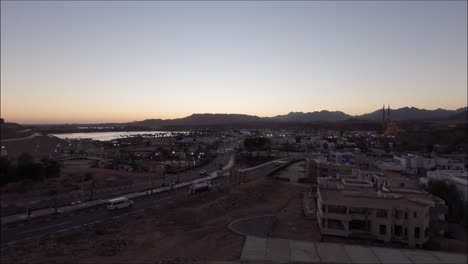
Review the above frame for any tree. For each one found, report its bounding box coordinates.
[83,172,93,182]
[243,137,271,152]
[428,179,466,224]
[41,158,62,178]
[0,157,13,185]
[17,153,34,166]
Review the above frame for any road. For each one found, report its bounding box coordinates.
[1,157,300,246]
[1,145,235,216]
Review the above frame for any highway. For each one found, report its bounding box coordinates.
[0,155,301,246]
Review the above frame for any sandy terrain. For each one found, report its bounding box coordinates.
[1,177,314,263]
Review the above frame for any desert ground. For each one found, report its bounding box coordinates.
[1,174,314,263]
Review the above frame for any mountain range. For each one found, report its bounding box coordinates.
[121,107,466,129]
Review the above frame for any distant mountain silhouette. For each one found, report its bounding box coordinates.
[127,114,263,128]
[28,106,465,129]
[357,107,467,121]
[123,107,466,128]
[269,111,351,122]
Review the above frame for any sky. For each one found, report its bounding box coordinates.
[1,1,467,124]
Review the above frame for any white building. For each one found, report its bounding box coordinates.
[374,160,404,172]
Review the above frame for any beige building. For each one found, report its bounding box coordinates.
[317,170,446,248]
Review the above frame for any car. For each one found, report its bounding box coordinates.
[189,181,212,194]
[199,170,207,175]
[106,197,134,210]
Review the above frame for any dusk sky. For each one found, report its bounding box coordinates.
[1,1,467,124]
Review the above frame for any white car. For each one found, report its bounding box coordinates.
[189,181,212,194]
[199,170,207,175]
[106,197,134,210]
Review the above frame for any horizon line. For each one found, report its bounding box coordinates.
[3,105,467,125]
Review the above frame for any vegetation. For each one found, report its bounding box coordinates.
[243,137,271,151]
[0,153,62,185]
[427,179,466,224]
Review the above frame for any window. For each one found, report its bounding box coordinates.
[424,228,429,237]
[379,225,387,235]
[322,204,326,212]
[376,209,388,218]
[349,220,369,232]
[328,205,347,214]
[413,212,417,218]
[415,227,420,239]
[404,212,408,219]
[394,225,403,236]
[404,228,407,237]
[394,210,402,219]
[350,207,368,215]
[327,219,345,230]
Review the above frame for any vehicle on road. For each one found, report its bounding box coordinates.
[199,170,207,175]
[189,181,212,194]
[106,197,134,210]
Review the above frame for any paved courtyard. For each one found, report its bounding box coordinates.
[240,236,467,263]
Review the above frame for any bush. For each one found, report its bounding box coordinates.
[0,154,62,185]
[428,179,466,224]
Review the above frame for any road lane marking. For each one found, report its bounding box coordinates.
[152,197,173,203]
[17,222,70,234]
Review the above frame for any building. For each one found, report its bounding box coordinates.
[374,159,404,172]
[306,157,354,182]
[317,170,447,248]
